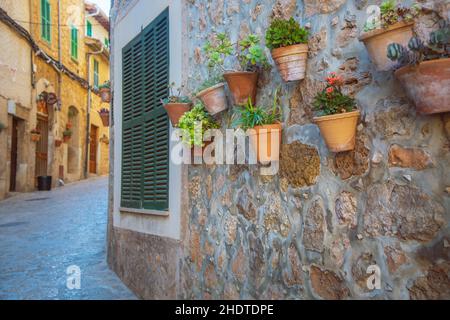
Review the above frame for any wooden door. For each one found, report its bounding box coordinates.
[9,118,18,191]
[89,125,98,174]
[35,116,49,179]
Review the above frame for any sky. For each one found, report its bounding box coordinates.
[89,0,111,16]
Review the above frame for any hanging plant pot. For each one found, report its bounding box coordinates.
[314,110,360,153]
[394,58,450,115]
[46,92,58,106]
[223,71,258,105]
[99,112,110,127]
[163,103,192,127]
[359,21,414,71]
[196,83,228,115]
[100,88,111,103]
[271,44,308,82]
[63,135,71,143]
[31,133,41,142]
[248,123,282,164]
[55,140,63,147]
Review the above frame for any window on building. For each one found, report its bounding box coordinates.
[93,59,99,88]
[71,26,78,60]
[86,20,93,37]
[121,8,170,211]
[41,0,51,42]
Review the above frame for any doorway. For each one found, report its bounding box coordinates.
[35,115,49,182]
[9,118,18,191]
[89,125,98,174]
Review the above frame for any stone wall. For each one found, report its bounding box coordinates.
[109,0,450,300]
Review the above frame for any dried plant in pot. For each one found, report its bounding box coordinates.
[98,108,110,127]
[195,75,228,115]
[99,81,111,103]
[359,0,421,71]
[63,129,73,143]
[204,33,269,105]
[161,83,192,127]
[178,103,220,160]
[266,17,309,81]
[313,73,360,153]
[387,19,450,114]
[233,89,283,164]
[30,128,41,142]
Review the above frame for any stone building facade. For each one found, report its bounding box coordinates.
[0,0,110,200]
[108,0,450,299]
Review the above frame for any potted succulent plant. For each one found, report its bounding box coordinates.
[178,103,220,158]
[63,129,73,143]
[233,89,283,164]
[359,0,420,71]
[195,75,228,115]
[204,33,268,105]
[313,73,360,153]
[0,122,5,133]
[99,81,111,103]
[387,20,450,114]
[30,128,41,142]
[266,17,309,82]
[98,108,110,127]
[161,83,192,127]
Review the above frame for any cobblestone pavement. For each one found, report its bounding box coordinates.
[0,177,136,300]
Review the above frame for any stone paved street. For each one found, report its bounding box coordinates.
[0,177,136,300]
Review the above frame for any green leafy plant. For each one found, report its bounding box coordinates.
[387,19,450,67]
[195,75,224,94]
[233,88,282,130]
[313,73,356,116]
[178,103,220,147]
[63,129,73,137]
[99,80,110,89]
[203,33,269,72]
[265,18,309,50]
[363,1,421,31]
[161,82,192,105]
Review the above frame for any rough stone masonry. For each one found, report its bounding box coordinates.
[108,0,450,300]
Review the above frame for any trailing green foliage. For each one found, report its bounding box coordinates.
[387,19,450,67]
[313,73,356,116]
[265,18,309,50]
[178,103,220,147]
[161,82,192,105]
[233,88,282,130]
[203,33,268,72]
[63,129,73,137]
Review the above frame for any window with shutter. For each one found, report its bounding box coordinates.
[71,26,78,60]
[41,0,51,43]
[121,8,170,211]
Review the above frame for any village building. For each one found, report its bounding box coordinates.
[0,0,111,200]
[107,0,450,300]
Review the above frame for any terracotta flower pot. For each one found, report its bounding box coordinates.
[394,58,450,115]
[359,21,414,71]
[223,71,258,105]
[163,103,192,127]
[99,112,110,127]
[31,133,41,142]
[196,83,228,115]
[248,123,283,164]
[271,44,308,81]
[63,135,71,143]
[100,88,111,103]
[314,110,360,153]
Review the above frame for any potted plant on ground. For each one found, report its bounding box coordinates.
[266,17,309,82]
[195,75,228,115]
[0,122,5,133]
[63,129,73,143]
[99,81,111,103]
[30,128,41,142]
[387,19,450,114]
[359,0,420,71]
[178,103,220,159]
[204,33,268,105]
[233,89,283,164]
[313,73,360,153]
[161,83,192,127]
[98,108,110,127]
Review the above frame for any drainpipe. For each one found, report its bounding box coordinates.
[57,0,62,111]
[84,46,104,179]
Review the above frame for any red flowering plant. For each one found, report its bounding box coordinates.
[313,72,356,116]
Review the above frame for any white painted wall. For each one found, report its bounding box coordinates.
[112,0,183,240]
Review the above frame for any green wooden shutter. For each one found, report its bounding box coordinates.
[41,0,51,42]
[71,26,78,60]
[121,8,170,211]
[94,59,99,88]
[86,20,93,37]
